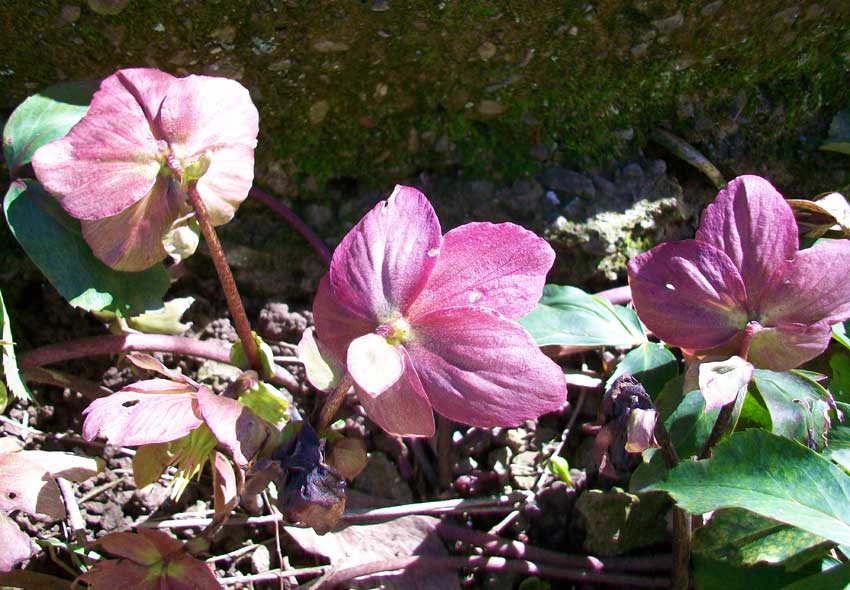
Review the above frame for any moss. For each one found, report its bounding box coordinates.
[1,0,849,197]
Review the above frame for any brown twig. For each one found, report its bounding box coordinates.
[250,187,333,266]
[437,522,672,573]
[186,183,261,373]
[17,333,298,392]
[21,367,113,400]
[317,555,669,589]
[57,477,87,548]
[316,373,354,431]
[218,565,330,586]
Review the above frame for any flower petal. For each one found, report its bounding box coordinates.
[158,74,259,160]
[81,175,187,271]
[698,355,755,411]
[696,175,797,308]
[347,334,404,398]
[313,275,374,365]
[194,144,256,225]
[747,321,832,371]
[627,240,748,350]
[406,307,567,427]
[407,222,555,321]
[355,348,435,437]
[760,238,850,326]
[330,186,442,321]
[32,68,172,220]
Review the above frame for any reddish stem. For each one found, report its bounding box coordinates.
[595,285,632,305]
[250,186,333,266]
[17,333,298,392]
[316,372,354,430]
[436,522,672,572]
[186,184,261,374]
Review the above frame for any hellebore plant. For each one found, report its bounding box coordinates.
[32,67,259,272]
[628,175,850,371]
[309,185,567,436]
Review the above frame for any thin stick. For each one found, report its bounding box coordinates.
[186,183,261,373]
[318,555,669,589]
[78,477,127,504]
[218,565,330,586]
[534,388,588,490]
[250,187,333,266]
[316,373,354,431]
[57,477,87,548]
[437,522,672,572]
[139,493,529,530]
[21,367,113,400]
[18,333,298,392]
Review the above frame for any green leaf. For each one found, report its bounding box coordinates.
[239,381,290,428]
[0,289,31,401]
[694,556,819,590]
[782,561,850,590]
[694,508,830,568]
[3,80,97,176]
[833,321,850,352]
[4,180,168,315]
[520,285,646,347]
[230,332,275,378]
[126,297,194,335]
[824,423,850,472]
[752,370,832,449]
[829,352,850,404]
[606,342,677,396]
[664,389,720,458]
[647,429,850,545]
[547,455,572,485]
[820,109,850,156]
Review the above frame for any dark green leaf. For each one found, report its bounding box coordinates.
[519,285,646,347]
[2,80,97,176]
[782,561,850,590]
[752,370,832,449]
[832,322,850,351]
[4,180,168,315]
[664,389,720,458]
[694,556,819,590]
[824,424,850,472]
[694,508,830,568]
[820,109,850,156]
[648,429,850,545]
[829,352,850,404]
[606,342,677,396]
[0,289,30,401]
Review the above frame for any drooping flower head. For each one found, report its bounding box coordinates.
[32,68,259,271]
[627,175,850,371]
[310,185,567,437]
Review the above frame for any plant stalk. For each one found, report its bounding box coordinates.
[316,372,354,431]
[186,183,261,374]
[654,413,690,590]
[250,187,333,266]
[17,333,298,392]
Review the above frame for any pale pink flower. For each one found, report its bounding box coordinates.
[32,68,258,271]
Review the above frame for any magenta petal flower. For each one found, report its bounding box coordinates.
[32,68,258,271]
[313,185,567,436]
[627,175,850,371]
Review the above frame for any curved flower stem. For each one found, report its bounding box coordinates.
[17,333,299,392]
[250,186,333,266]
[186,183,261,373]
[594,285,632,305]
[316,372,354,431]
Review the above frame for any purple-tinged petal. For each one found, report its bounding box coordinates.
[32,68,173,220]
[355,348,435,437]
[627,240,749,350]
[158,74,259,162]
[80,175,187,271]
[81,380,202,446]
[406,307,567,428]
[760,239,850,326]
[0,512,36,572]
[697,355,755,411]
[313,275,374,365]
[196,388,272,467]
[330,186,442,321]
[194,144,256,225]
[696,175,797,308]
[407,222,555,321]
[347,334,404,398]
[747,321,833,372]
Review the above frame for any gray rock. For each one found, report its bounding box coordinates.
[540,167,596,199]
[354,452,413,503]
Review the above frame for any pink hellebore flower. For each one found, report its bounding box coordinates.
[627,175,850,371]
[313,186,568,437]
[32,68,259,271]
